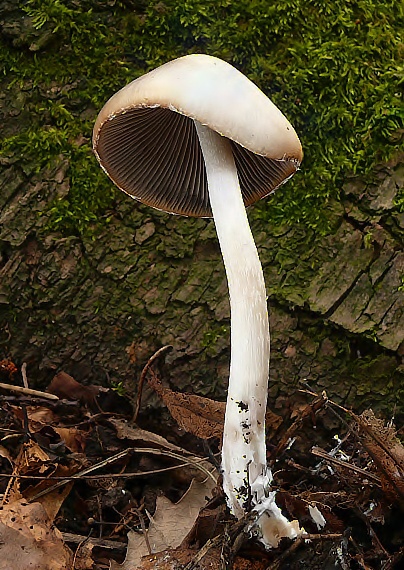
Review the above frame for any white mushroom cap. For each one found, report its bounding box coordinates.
[93,54,303,217]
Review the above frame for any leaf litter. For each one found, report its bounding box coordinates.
[0,356,403,569]
[111,477,217,570]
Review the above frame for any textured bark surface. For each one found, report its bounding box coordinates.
[1,151,403,419]
[0,2,403,421]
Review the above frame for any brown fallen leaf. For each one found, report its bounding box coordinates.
[147,371,225,439]
[24,405,58,428]
[108,417,190,454]
[47,371,133,415]
[0,501,73,570]
[47,371,100,405]
[3,440,47,505]
[54,426,86,453]
[11,405,87,454]
[0,444,13,466]
[0,359,18,377]
[109,417,218,486]
[14,439,50,475]
[4,439,82,521]
[23,464,75,522]
[147,371,282,440]
[110,477,216,570]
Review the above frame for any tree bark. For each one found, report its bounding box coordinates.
[0,3,403,422]
[1,144,403,419]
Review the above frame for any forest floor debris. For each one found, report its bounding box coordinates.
[0,356,403,569]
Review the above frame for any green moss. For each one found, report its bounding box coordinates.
[1,0,403,235]
[202,325,229,357]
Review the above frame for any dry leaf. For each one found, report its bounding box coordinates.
[147,478,217,552]
[109,417,218,485]
[0,501,73,569]
[53,426,86,453]
[111,477,216,570]
[47,371,100,405]
[147,372,282,441]
[0,444,13,465]
[25,405,57,428]
[13,406,87,454]
[5,439,80,521]
[109,417,190,454]
[23,465,75,522]
[11,439,50,483]
[148,373,224,439]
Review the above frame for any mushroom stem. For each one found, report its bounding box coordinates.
[194,121,299,547]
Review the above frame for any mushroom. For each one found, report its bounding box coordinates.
[93,54,303,547]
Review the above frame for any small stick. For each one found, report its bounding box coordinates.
[61,531,126,552]
[97,494,103,539]
[354,507,389,559]
[135,507,152,555]
[27,447,216,501]
[28,448,132,501]
[133,345,172,423]
[311,446,381,484]
[185,511,256,570]
[72,531,92,569]
[382,545,404,570]
[270,392,328,465]
[0,453,219,481]
[0,382,59,400]
[21,362,29,389]
[265,533,343,570]
[183,535,222,570]
[1,462,19,507]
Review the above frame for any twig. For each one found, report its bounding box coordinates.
[353,507,389,559]
[0,461,206,481]
[270,391,328,466]
[133,345,172,423]
[128,447,217,483]
[265,533,343,570]
[1,462,19,507]
[97,494,103,539]
[135,507,152,555]
[301,385,404,506]
[226,516,254,569]
[0,453,218,481]
[301,386,404,477]
[28,448,132,501]
[21,362,29,389]
[183,535,222,570]
[298,386,360,443]
[0,382,59,400]
[184,511,256,570]
[61,531,126,552]
[311,446,381,484]
[72,530,92,569]
[26,447,216,502]
[2,441,36,506]
[382,545,404,570]
[0,396,76,410]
